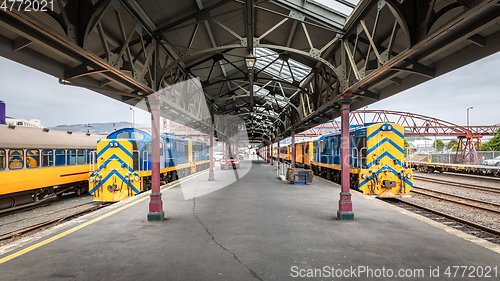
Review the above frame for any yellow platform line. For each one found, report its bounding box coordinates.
[0,168,213,265]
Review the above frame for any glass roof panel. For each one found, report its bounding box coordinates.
[254,48,312,84]
[311,0,360,18]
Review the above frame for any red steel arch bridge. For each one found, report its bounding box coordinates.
[1,0,499,219]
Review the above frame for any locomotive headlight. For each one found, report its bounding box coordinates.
[382,126,386,130]
[406,174,412,179]
[90,178,93,182]
[384,170,389,175]
[135,177,139,182]
[361,173,368,179]
[387,125,392,130]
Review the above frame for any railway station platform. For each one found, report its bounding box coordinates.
[0,157,499,280]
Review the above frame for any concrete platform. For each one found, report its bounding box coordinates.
[0,157,499,280]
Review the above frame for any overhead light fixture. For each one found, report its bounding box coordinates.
[245,53,256,70]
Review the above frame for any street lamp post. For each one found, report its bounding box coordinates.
[130,107,135,128]
[467,106,473,127]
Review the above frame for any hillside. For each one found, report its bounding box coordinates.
[49,122,134,134]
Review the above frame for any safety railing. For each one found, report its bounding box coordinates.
[359,147,367,169]
[142,150,150,171]
[351,148,359,168]
[277,160,291,179]
[89,151,96,172]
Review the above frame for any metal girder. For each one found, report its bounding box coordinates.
[270,0,347,29]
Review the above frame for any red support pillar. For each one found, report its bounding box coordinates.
[270,142,274,165]
[291,129,296,168]
[266,145,269,162]
[338,92,354,220]
[277,138,280,170]
[147,93,164,221]
[208,130,215,181]
[266,143,270,163]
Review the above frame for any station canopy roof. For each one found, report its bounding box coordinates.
[134,0,360,140]
[5,0,496,142]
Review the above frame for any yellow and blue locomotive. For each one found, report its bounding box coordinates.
[89,128,210,202]
[273,122,413,198]
[310,122,412,198]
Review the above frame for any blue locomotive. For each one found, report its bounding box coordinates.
[89,128,209,202]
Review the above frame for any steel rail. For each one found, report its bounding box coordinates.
[0,202,111,241]
[414,176,500,194]
[411,187,500,215]
[0,202,96,228]
[438,172,500,183]
[395,199,500,237]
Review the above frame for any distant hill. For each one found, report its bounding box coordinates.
[50,122,135,134]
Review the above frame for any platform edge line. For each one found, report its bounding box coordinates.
[0,170,210,265]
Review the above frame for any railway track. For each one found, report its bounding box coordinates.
[0,201,111,242]
[393,198,500,238]
[413,175,500,194]
[411,186,500,214]
[439,172,500,183]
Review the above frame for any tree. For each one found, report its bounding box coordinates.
[404,139,410,149]
[432,139,445,151]
[447,139,458,150]
[480,128,500,151]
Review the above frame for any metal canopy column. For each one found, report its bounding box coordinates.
[277,138,280,170]
[208,131,215,181]
[147,93,164,221]
[270,142,274,165]
[267,143,270,163]
[337,92,354,220]
[291,129,296,168]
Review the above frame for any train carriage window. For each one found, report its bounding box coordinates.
[67,150,77,165]
[160,142,164,156]
[8,149,24,169]
[116,131,129,139]
[146,143,152,155]
[55,150,66,166]
[42,150,54,167]
[130,131,145,140]
[77,150,86,164]
[0,149,5,170]
[26,149,39,168]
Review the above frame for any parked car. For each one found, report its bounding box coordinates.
[483,156,500,166]
[214,152,224,161]
[221,154,240,169]
[238,152,245,160]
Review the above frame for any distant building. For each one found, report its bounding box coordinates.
[6,117,42,128]
[0,101,5,124]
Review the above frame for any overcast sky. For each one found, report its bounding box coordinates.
[0,52,499,129]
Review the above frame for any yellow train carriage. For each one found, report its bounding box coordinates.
[0,125,101,211]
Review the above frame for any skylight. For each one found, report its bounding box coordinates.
[253,85,288,108]
[254,48,312,84]
[311,0,360,18]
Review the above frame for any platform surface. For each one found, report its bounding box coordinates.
[1,157,499,280]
